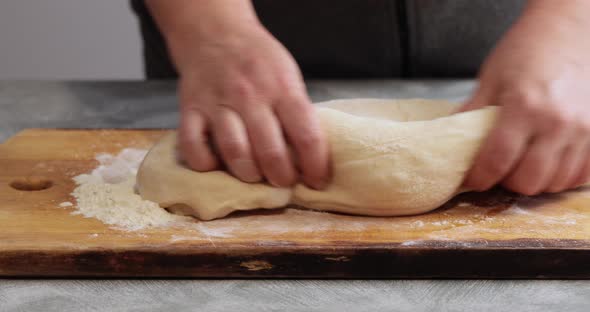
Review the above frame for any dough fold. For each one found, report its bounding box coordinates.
[137,99,497,220]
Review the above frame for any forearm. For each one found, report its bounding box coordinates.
[146,0,260,37]
[522,0,590,28]
[145,0,263,67]
[489,0,590,59]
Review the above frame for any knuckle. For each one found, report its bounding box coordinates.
[260,148,285,164]
[548,109,574,129]
[296,131,322,149]
[217,139,246,160]
[178,131,208,150]
[282,82,305,100]
[499,86,565,122]
[181,102,206,115]
[481,152,512,177]
[239,56,263,74]
[223,78,254,102]
[487,161,508,176]
[179,146,216,171]
[243,110,269,126]
[285,94,307,110]
[499,86,543,111]
[525,154,546,172]
[500,85,581,132]
[274,72,305,98]
[488,127,518,153]
[491,143,514,161]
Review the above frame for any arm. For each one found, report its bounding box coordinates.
[146,0,260,71]
[145,0,330,189]
[462,0,590,194]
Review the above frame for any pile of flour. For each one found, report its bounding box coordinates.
[66,149,189,231]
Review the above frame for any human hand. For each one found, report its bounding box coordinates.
[148,0,330,189]
[460,0,590,195]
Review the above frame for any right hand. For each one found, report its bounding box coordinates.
[151,1,330,189]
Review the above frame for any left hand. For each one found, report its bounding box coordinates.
[460,0,590,195]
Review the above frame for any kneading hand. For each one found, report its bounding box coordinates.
[147,0,330,189]
[461,0,590,195]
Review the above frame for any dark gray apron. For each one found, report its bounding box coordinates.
[130,0,525,79]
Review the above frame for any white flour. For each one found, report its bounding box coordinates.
[67,148,189,231]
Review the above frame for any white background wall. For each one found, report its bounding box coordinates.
[0,0,143,80]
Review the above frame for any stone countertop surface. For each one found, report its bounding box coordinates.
[0,80,588,312]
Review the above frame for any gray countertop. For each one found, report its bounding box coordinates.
[0,80,588,312]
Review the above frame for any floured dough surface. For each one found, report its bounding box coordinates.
[137,99,498,220]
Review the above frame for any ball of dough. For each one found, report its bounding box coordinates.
[137,99,497,220]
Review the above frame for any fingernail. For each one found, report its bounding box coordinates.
[307,177,329,190]
[232,159,261,183]
[269,175,296,188]
[314,182,328,190]
[269,180,283,188]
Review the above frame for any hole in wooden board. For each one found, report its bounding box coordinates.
[10,178,53,191]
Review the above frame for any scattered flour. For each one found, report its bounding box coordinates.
[170,235,198,242]
[59,201,73,208]
[195,223,235,238]
[501,204,532,215]
[410,220,424,227]
[74,149,148,184]
[70,148,190,231]
[454,219,474,225]
[400,240,423,246]
[431,220,449,226]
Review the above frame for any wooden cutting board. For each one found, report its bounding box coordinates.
[0,129,589,278]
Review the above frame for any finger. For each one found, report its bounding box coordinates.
[457,83,494,113]
[240,106,296,187]
[502,133,565,196]
[211,107,262,183]
[178,107,218,171]
[275,96,330,190]
[463,106,532,191]
[546,141,590,193]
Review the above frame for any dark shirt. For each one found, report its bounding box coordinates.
[131,0,525,79]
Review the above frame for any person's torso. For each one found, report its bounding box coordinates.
[132,0,526,78]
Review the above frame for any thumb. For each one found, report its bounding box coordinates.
[178,106,219,172]
[456,84,491,113]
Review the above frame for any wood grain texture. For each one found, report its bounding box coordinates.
[0,129,589,278]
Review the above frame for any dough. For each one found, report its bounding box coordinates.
[137,99,497,220]
[136,134,291,221]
